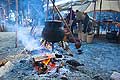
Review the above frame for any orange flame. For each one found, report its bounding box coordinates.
[42,58,51,65]
[42,54,53,65]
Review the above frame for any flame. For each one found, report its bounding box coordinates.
[42,54,53,65]
[42,58,51,65]
[34,54,56,73]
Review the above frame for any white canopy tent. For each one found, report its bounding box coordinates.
[84,0,120,12]
[44,0,90,12]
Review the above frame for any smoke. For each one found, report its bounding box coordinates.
[3,0,46,51]
[17,27,42,51]
[19,0,45,25]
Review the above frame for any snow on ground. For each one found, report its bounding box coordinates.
[0,32,24,60]
[0,32,120,80]
[70,38,120,80]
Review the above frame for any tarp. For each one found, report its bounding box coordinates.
[84,0,120,12]
[44,0,90,12]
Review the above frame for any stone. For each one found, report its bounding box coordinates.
[60,76,68,80]
[110,72,120,80]
[66,60,84,67]
[77,49,83,54]
[93,75,103,80]
[20,60,27,63]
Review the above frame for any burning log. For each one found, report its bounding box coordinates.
[32,54,63,74]
[33,54,55,62]
[34,61,48,74]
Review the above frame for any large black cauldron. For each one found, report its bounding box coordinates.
[42,20,64,43]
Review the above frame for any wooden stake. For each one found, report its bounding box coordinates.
[93,1,96,33]
[15,0,18,48]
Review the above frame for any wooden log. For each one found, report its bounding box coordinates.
[0,59,8,67]
[58,41,73,56]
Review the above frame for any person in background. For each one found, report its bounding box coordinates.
[66,8,76,33]
[55,13,60,20]
[8,10,16,24]
[76,10,84,40]
[82,13,90,33]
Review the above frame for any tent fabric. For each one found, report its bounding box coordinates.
[84,0,120,12]
[72,2,90,12]
[45,0,90,12]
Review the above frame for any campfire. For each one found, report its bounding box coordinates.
[32,50,63,74]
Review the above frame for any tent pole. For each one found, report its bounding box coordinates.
[93,0,96,33]
[97,0,102,36]
[3,8,6,31]
[69,0,73,30]
[93,0,96,21]
[15,0,18,48]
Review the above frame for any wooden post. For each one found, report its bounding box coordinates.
[15,0,18,48]
[3,8,6,31]
[93,0,96,33]
[93,0,96,23]
[0,7,5,31]
[97,0,102,36]
[69,0,73,32]
[50,0,76,42]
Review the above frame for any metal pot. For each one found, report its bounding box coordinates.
[42,20,64,43]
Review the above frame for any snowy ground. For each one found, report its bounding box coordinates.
[0,32,24,60]
[0,32,120,80]
[70,39,120,80]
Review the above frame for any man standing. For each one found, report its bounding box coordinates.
[8,10,16,24]
[66,8,76,33]
[76,10,84,40]
[82,13,89,33]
